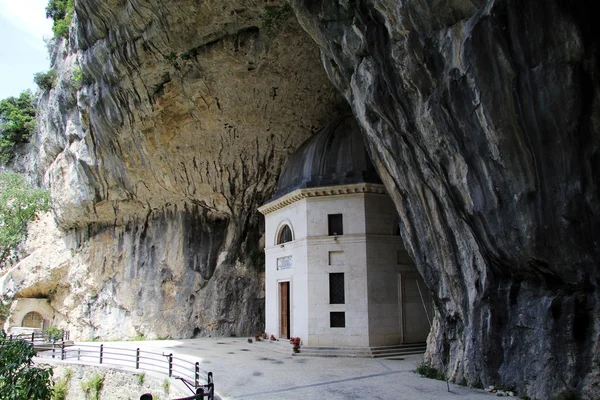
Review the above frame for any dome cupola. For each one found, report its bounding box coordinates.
[272,116,382,200]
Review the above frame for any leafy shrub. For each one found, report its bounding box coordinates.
[0,90,36,163]
[0,172,52,266]
[0,302,10,326]
[46,0,74,39]
[45,326,64,342]
[71,65,83,89]
[414,360,446,381]
[0,329,54,399]
[34,70,58,91]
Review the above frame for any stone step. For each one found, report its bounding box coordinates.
[292,342,426,358]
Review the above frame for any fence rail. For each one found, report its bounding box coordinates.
[5,329,70,343]
[2,335,214,399]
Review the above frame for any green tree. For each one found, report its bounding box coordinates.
[0,91,36,164]
[0,172,51,267]
[46,0,74,39]
[33,70,58,92]
[0,330,54,399]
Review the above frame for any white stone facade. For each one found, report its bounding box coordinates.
[259,183,432,347]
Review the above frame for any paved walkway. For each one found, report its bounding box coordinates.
[54,337,499,400]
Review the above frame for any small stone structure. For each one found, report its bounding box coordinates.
[3,298,55,333]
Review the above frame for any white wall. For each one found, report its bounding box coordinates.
[261,186,426,348]
[264,199,309,340]
[304,194,370,346]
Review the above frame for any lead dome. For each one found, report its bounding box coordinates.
[272,116,382,200]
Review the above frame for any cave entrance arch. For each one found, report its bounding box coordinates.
[21,311,44,329]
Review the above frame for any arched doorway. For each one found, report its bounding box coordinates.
[21,311,44,328]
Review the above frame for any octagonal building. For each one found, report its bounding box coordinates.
[258,116,432,349]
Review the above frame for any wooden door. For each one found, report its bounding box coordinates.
[280,282,290,339]
[402,276,432,343]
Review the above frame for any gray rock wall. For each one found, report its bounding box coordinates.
[290,1,599,398]
[6,1,346,340]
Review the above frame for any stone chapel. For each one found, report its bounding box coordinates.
[258,116,433,349]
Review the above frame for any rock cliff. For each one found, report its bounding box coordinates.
[290,0,599,398]
[4,0,346,339]
[3,0,598,398]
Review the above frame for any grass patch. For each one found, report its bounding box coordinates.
[136,372,145,386]
[414,361,446,381]
[52,368,72,400]
[81,374,104,400]
[471,379,484,389]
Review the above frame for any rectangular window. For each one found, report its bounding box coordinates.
[329,273,345,304]
[328,214,343,236]
[330,312,346,328]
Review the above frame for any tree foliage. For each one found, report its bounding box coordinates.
[33,70,58,92]
[0,172,51,267]
[0,91,36,164]
[0,330,54,400]
[46,0,74,39]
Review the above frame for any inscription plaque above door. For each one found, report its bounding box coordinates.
[277,256,293,270]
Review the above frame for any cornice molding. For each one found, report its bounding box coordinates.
[258,183,388,214]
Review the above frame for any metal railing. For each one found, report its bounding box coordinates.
[5,329,70,343]
[34,342,206,388]
[3,335,214,399]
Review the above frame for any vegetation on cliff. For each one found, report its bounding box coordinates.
[0,91,36,164]
[45,0,74,39]
[0,172,51,267]
[33,70,58,92]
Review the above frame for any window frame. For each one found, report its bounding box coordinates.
[277,224,293,245]
[329,272,345,304]
[330,312,346,328]
[328,214,343,236]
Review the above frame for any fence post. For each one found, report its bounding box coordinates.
[78,348,81,361]
[52,342,56,359]
[31,332,35,342]
[195,362,200,387]
[100,344,104,364]
[61,342,65,360]
[196,387,204,399]
[136,348,140,369]
[207,371,214,400]
[168,353,173,377]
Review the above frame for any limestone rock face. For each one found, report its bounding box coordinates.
[6,0,345,340]
[290,1,599,398]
